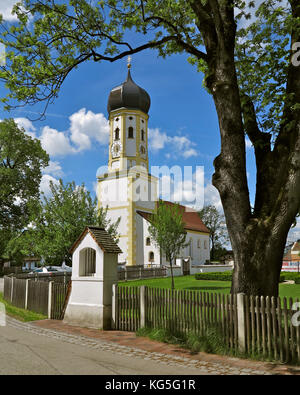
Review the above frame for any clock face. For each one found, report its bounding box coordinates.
[111,141,122,158]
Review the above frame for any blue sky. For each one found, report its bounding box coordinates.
[0,1,298,243]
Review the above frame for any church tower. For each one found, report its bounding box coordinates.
[107,60,150,173]
[97,61,158,266]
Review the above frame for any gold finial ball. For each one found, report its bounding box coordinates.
[127,55,132,69]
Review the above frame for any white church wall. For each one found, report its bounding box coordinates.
[99,177,129,207]
[135,212,145,266]
[190,265,233,274]
[142,217,161,267]
[185,231,210,265]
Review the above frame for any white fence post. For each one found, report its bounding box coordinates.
[140,286,146,328]
[112,283,118,329]
[237,293,246,353]
[48,281,53,319]
[24,279,29,310]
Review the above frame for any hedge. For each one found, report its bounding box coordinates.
[195,271,300,283]
[195,271,233,281]
[280,272,300,282]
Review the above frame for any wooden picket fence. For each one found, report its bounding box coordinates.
[50,282,71,320]
[114,285,140,331]
[3,276,70,319]
[113,285,300,363]
[243,295,300,363]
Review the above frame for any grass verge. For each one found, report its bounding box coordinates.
[0,292,47,322]
[136,325,230,356]
[136,326,300,365]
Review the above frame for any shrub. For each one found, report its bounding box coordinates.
[295,277,300,284]
[195,271,233,281]
[280,272,300,282]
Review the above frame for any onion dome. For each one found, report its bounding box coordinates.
[107,68,151,114]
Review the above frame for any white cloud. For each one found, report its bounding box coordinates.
[148,128,169,151]
[69,108,109,151]
[39,108,109,157]
[43,160,64,177]
[183,148,198,159]
[204,183,223,210]
[39,174,60,197]
[148,127,198,159]
[40,126,75,157]
[0,0,19,22]
[14,117,37,138]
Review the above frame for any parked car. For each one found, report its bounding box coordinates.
[45,266,59,272]
[29,267,49,274]
[46,265,72,273]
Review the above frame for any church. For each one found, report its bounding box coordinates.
[97,62,210,268]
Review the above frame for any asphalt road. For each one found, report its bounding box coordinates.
[0,317,209,376]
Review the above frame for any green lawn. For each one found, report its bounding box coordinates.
[0,292,47,322]
[119,275,300,300]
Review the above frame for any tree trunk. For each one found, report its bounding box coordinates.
[169,257,175,290]
[189,0,300,297]
[229,219,291,296]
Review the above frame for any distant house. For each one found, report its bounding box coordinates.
[22,257,41,271]
[219,250,234,266]
[282,241,300,272]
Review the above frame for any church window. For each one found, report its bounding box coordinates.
[146,237,151,246]
[149,251,154,262]
[115,117,119,122]
[197,239,201,248]
[114,128,120,140]
[204,240,208,249]
[141,129,145,141]
[129,116,133,120]
[128,126,134,138]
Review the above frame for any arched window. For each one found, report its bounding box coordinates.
[146,237,151,246]
[79,248,96,277]
[128,126,134,138]
[141,129,145,141]
[149,251,154,262]
[114,128,120,140]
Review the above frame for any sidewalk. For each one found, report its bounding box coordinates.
[32,319,300,375]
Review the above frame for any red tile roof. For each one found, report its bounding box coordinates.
[291,242,300,252]
[137,201,210,234]
[283,241,300,262]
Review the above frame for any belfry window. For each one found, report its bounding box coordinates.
[128,126,134,139]
[146,237,151,246]
[115,128,120,140]
[149,251,154,262]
